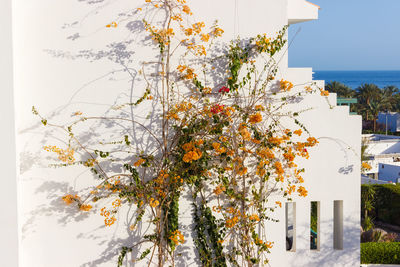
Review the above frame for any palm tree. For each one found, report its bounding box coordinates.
[382,85,399,111]
[356,84,381,121]
[325,81,355,98]
[368,98,386,132]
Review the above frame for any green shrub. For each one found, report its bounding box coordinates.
[361,242,400,264]
[361,184,400,226]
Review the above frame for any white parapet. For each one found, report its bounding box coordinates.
[288,0,320,25]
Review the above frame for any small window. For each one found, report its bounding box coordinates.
[286,202,296,251]
[333,200,343,250]
[382,164,385,169]
[310,201,320,250]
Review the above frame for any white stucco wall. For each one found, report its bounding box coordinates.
[0,0,19,265]
[13,0,360,266]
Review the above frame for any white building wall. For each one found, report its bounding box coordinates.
[12,0,360,266]
[377,112,400,132]
[379,163,400,183]
[0,0,19,265]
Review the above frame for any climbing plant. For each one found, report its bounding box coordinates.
[34,0,329,266]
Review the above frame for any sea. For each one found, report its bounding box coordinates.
[313,70,400,90]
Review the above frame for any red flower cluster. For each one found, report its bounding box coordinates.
[218,86,230,93]
[211,104,224,114]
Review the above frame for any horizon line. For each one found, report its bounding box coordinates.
[313,69,400,72]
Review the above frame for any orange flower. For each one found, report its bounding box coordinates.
[274,161,284,175]
[212,27,224,37]
[182,142,194,152]
[293,129,302,136]
[182,5,192,15]
[320,90,329,96]
[192,22,205,34]
[280,79,293,91]
[362,162,372,170]
[275,201,282,208]
[150,198,159,208]
[62,194,77,205]
[184,28,193,36]
[80,204,92,212]
[214,184,226,195]
[258,148,275,159]
[106,21,118,28]
[112,199,122,208]
[105,216,116,226]
[134,158,145,167]
[306,137,318,147]
[236,166,248,176]
[255,105,265,111]
[249,112,262,124]
[201,33,210,42]
[297,186,308,197]
[182,148,202,163]
[239,128,251,141]
[226,216,239,228]
[249,214,260,221]
[212,142,226,154]
[170,230,185,245]
[283,151,295,162]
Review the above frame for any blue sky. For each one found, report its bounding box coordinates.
[288,0,400,71]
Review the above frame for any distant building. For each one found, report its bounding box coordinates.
[377,112,400,132]
[363,134,400,180]
[361,174,389,185]
[337,98,357,115]
[378,163,400,183]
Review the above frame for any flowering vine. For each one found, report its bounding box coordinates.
[34,0,328,266]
